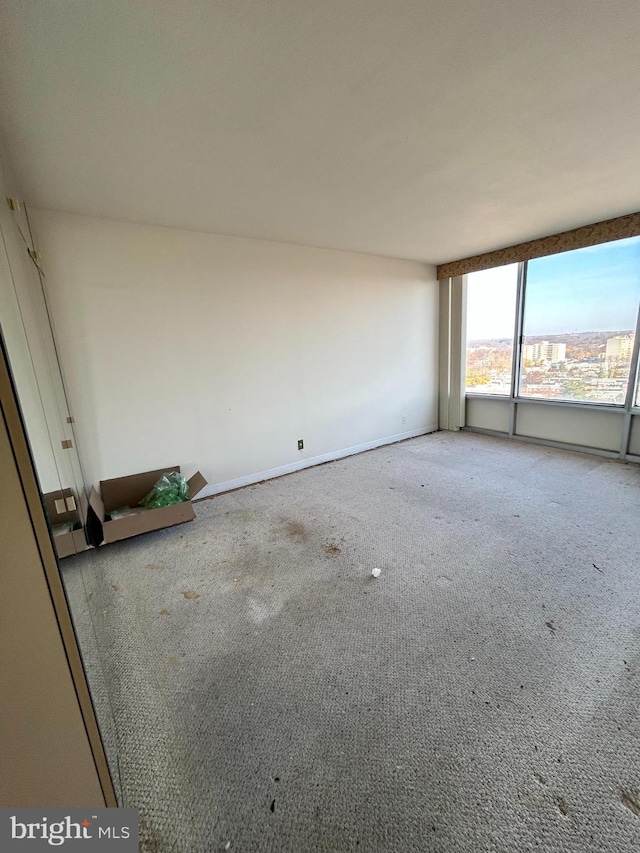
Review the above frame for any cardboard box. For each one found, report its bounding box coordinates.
[42,488,90,559]
[87,466,207,547]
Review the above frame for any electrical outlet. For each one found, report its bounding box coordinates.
[402,415,407,424]
[298,439,304,450]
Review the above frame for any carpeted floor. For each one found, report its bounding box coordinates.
[62,431,640,852]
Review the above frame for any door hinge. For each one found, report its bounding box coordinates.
[61,439,73,450]
[6,198,20,211]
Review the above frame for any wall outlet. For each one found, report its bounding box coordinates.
[298,439,304,450]
[402,415,407,424]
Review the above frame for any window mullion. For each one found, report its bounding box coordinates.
[619,290,640,457]
[623,295,640,413]
[509,261,526,435]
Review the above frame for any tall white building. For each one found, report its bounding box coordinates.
[522,341,567,364]
[605,335,634,361]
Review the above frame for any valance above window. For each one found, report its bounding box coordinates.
[437,211,640,280]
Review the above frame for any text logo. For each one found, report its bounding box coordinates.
[1,809,138,849]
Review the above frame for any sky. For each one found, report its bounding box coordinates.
[466,236,640,341]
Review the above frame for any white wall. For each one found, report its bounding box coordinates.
[31,210,438,496]
[465,395,634,456]
[465,397,510,433]
[515,402,624,452]
[627,415,640,457]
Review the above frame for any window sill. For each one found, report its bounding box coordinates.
[465,393,631,414]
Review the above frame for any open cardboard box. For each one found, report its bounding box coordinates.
[87,465,207,547]
[42,488,89,559]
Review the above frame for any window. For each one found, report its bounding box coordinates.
[519,238,640,405]
[465,264,518,395]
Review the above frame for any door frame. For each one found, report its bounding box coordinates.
[0,332,117,806]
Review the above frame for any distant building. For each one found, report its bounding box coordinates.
[522,341,566,364]
[605,334,634,361]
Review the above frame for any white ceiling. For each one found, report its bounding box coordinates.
[0,0,639,264]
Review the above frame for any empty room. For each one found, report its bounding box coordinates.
[0,1,639,851]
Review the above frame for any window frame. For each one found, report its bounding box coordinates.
[463,263,520,399]
[464,245,640,456]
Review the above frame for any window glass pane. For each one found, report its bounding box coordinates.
[520,237,640,405]
[465,264,518,395]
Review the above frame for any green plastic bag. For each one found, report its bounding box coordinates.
[140,471,190,509]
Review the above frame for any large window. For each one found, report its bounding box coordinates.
[465,237,640,407]
[465,264,518,395]
[519,238,640,405]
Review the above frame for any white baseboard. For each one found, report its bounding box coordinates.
[196,425,438,500]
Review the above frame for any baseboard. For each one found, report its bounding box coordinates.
[197,425,439,500]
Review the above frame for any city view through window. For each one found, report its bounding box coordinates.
[465,238,640,405]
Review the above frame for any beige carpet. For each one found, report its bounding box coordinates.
[62,432,640,852]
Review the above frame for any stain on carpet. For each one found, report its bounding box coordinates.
[621,791,640,816]
[284,521,307,539]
